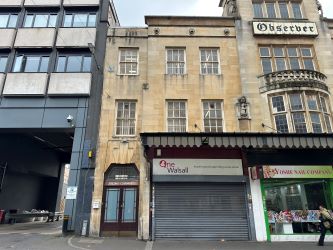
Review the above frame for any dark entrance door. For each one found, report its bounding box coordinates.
[102,186,138,234]
[101,164,139,236]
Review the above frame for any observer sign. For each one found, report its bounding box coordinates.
[253,21,318,36]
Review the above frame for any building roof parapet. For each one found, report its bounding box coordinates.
[145,16,235,27]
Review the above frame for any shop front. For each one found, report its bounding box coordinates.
[252,165,333,242]
[141,132,333,241]
[152,157,250,240]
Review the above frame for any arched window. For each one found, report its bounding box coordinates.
[104,165,139,182]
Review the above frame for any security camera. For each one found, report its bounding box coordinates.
[66,115,73,123]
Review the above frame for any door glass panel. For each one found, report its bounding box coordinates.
[105,188,120,222]
[122,188,136,222]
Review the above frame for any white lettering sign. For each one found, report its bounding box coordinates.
[66,186,78,200]
[253,21,318,36]
[153,159,243,176]
[263,165,333,179]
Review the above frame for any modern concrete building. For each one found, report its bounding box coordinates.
[0,0,118,234]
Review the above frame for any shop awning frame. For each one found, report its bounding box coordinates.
[140,132,333,149]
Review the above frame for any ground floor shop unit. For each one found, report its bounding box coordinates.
[247,148,333,242]
[154,182,249,240]
[141,132,333,242]
[141,133,258,241]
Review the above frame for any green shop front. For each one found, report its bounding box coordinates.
[253,165,333,241]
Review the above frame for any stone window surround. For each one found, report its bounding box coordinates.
[259,45,317,74]
[252,0,304,19]
[269,91,333,134]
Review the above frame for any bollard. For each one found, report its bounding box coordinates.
[62,215,69,235]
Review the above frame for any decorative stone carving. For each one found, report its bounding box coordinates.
[316,0,323,17]
[226,0,238,17]
[259,69,328,93]
[236,96,250,119]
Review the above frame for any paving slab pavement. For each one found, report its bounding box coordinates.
[151,240,332,250]
[0,222,332,250]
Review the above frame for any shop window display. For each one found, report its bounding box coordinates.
[264,180,332,234]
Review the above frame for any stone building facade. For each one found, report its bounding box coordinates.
[90,0,333,242]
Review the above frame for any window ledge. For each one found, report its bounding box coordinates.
[199,74,222,76]
[252,18,309,21]
[117,74,139,77]
[111,136,138,141]
[164,74,188,77]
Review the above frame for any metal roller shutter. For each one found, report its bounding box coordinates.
[154,183,249,240]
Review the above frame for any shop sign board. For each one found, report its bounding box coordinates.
[253,21,318,36]
[263,165,333,179]
[153,159,243,176]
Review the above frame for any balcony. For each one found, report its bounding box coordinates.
[259,69,328,93]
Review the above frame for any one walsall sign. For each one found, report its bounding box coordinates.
[153,158,243,176]
[253,21,318,36]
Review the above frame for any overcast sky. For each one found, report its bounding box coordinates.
[113,0,333,26]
